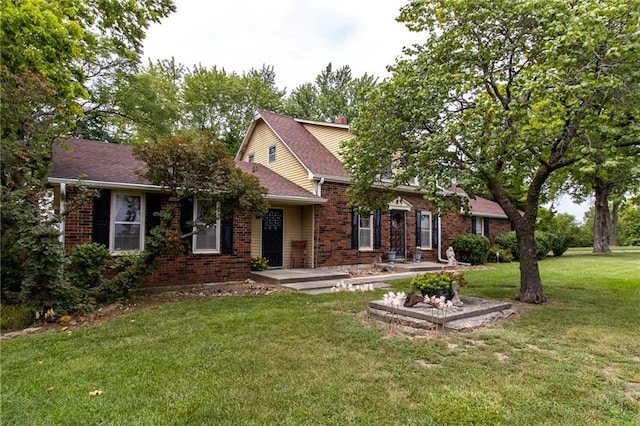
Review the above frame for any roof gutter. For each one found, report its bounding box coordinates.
[266,195,327,205]
[47,177,163,192]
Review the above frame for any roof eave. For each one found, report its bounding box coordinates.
[48,177,162,192]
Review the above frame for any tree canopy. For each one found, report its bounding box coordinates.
[343,0,640,303]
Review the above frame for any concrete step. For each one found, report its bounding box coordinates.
[251,269,350,285]
[285,280,392,295]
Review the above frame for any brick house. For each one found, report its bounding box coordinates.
[47,111,510,287]
[48,139,325,287]
[235,110,511,267]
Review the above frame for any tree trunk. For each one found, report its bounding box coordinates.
[609,201,619,247]
[515,226,547,304]
[593,178,612,254]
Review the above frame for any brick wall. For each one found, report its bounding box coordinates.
[63,187,252,288]
[312,183,512,266]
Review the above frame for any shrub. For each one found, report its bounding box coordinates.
[451,234,490,265]
[495,231,520,260]
[495,231,552,260]
[410,271,468,292]
[534,231,552,260]
[488,245,514,263]
[97,252,153,301]
[547,232,570,257]
[250,256,269,271]
[0,305,34,330]
[68,243,110,289]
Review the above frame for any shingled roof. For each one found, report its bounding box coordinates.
[255,110,350,179]
[48,139,324,204]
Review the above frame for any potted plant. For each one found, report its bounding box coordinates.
[410,271,468,300]
[250,256,269,271]
[412,247,422,262]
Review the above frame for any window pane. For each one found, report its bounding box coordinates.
[115,195,140,223]
[195,225,217,250]
[114,224,141,250]
[359,229,372,248]
[421,213,432,248]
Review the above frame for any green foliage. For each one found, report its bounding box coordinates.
[68,243,110,289]
[547,232,571,257]
[343,0,640,303]
[410,271,468,292]
[495,231,552,260]
[534,232,552,260]
[284,63,377,123]
[250,256,269,271]
[0,306,34,331]
[495,232,520,260]
[487,245,513,263]
[619,201,640,246]
[98,252,154,301]
[451,234,490,265]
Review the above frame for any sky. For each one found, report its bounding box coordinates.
[142,0,592,220]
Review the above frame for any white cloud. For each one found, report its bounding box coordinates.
[142,0,423,91]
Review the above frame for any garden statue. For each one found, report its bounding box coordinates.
[450,272,464,307]
[446,246,458,266]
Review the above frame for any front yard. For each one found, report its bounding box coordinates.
[2,253,639,425]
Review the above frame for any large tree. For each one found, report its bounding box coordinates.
[1,0,175,307]
[343,0,639,303]
[284,63,377,123]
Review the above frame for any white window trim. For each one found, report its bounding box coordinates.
[358,213,374,251]
[110,192,145,253]
[192,199,221,254]
[420,211,432,250]
[268,145,276,163]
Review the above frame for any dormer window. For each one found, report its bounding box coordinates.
[268,145,276,163]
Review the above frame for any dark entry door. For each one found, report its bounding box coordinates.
[262,208,283,268]
[390,210,406,259]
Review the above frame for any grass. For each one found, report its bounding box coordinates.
[2,253,639,425]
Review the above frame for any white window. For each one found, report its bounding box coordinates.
[193,199,220,253]
[420,211,432,249]
[359,214,373,250]
[111,193,144,252]
[268,145,276,163]
[473,216,485,236]
[248,153,255,163]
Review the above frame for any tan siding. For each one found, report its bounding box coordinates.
[302,124,355,162]
[251,216,261,257]
[241,121,312,191]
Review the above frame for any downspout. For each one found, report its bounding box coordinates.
[316,177,325,197]
[58,182,66,246]
[313,177,325,269]
[437,216,446,263]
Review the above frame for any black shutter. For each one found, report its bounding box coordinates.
[415,211,422,247]
[92,189,111,247]
[374,209,382,249]
[351,207,359,249]
[145,193,162,236]
[471,216,477,234]
[221,212,233,254]
[432,214,439,248]
[484,217,490,238]
[180,198,194,250]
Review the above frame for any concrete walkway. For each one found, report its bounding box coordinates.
[251,261,453,294]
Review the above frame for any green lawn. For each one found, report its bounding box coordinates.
[2,253,639,425]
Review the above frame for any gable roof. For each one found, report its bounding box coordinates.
[239,110,350,180]
[48,139,325,204]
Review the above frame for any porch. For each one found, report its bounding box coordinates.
[251,260,451,294]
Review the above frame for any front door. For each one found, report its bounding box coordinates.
[262,208,283,268]
[390,210,406,259]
